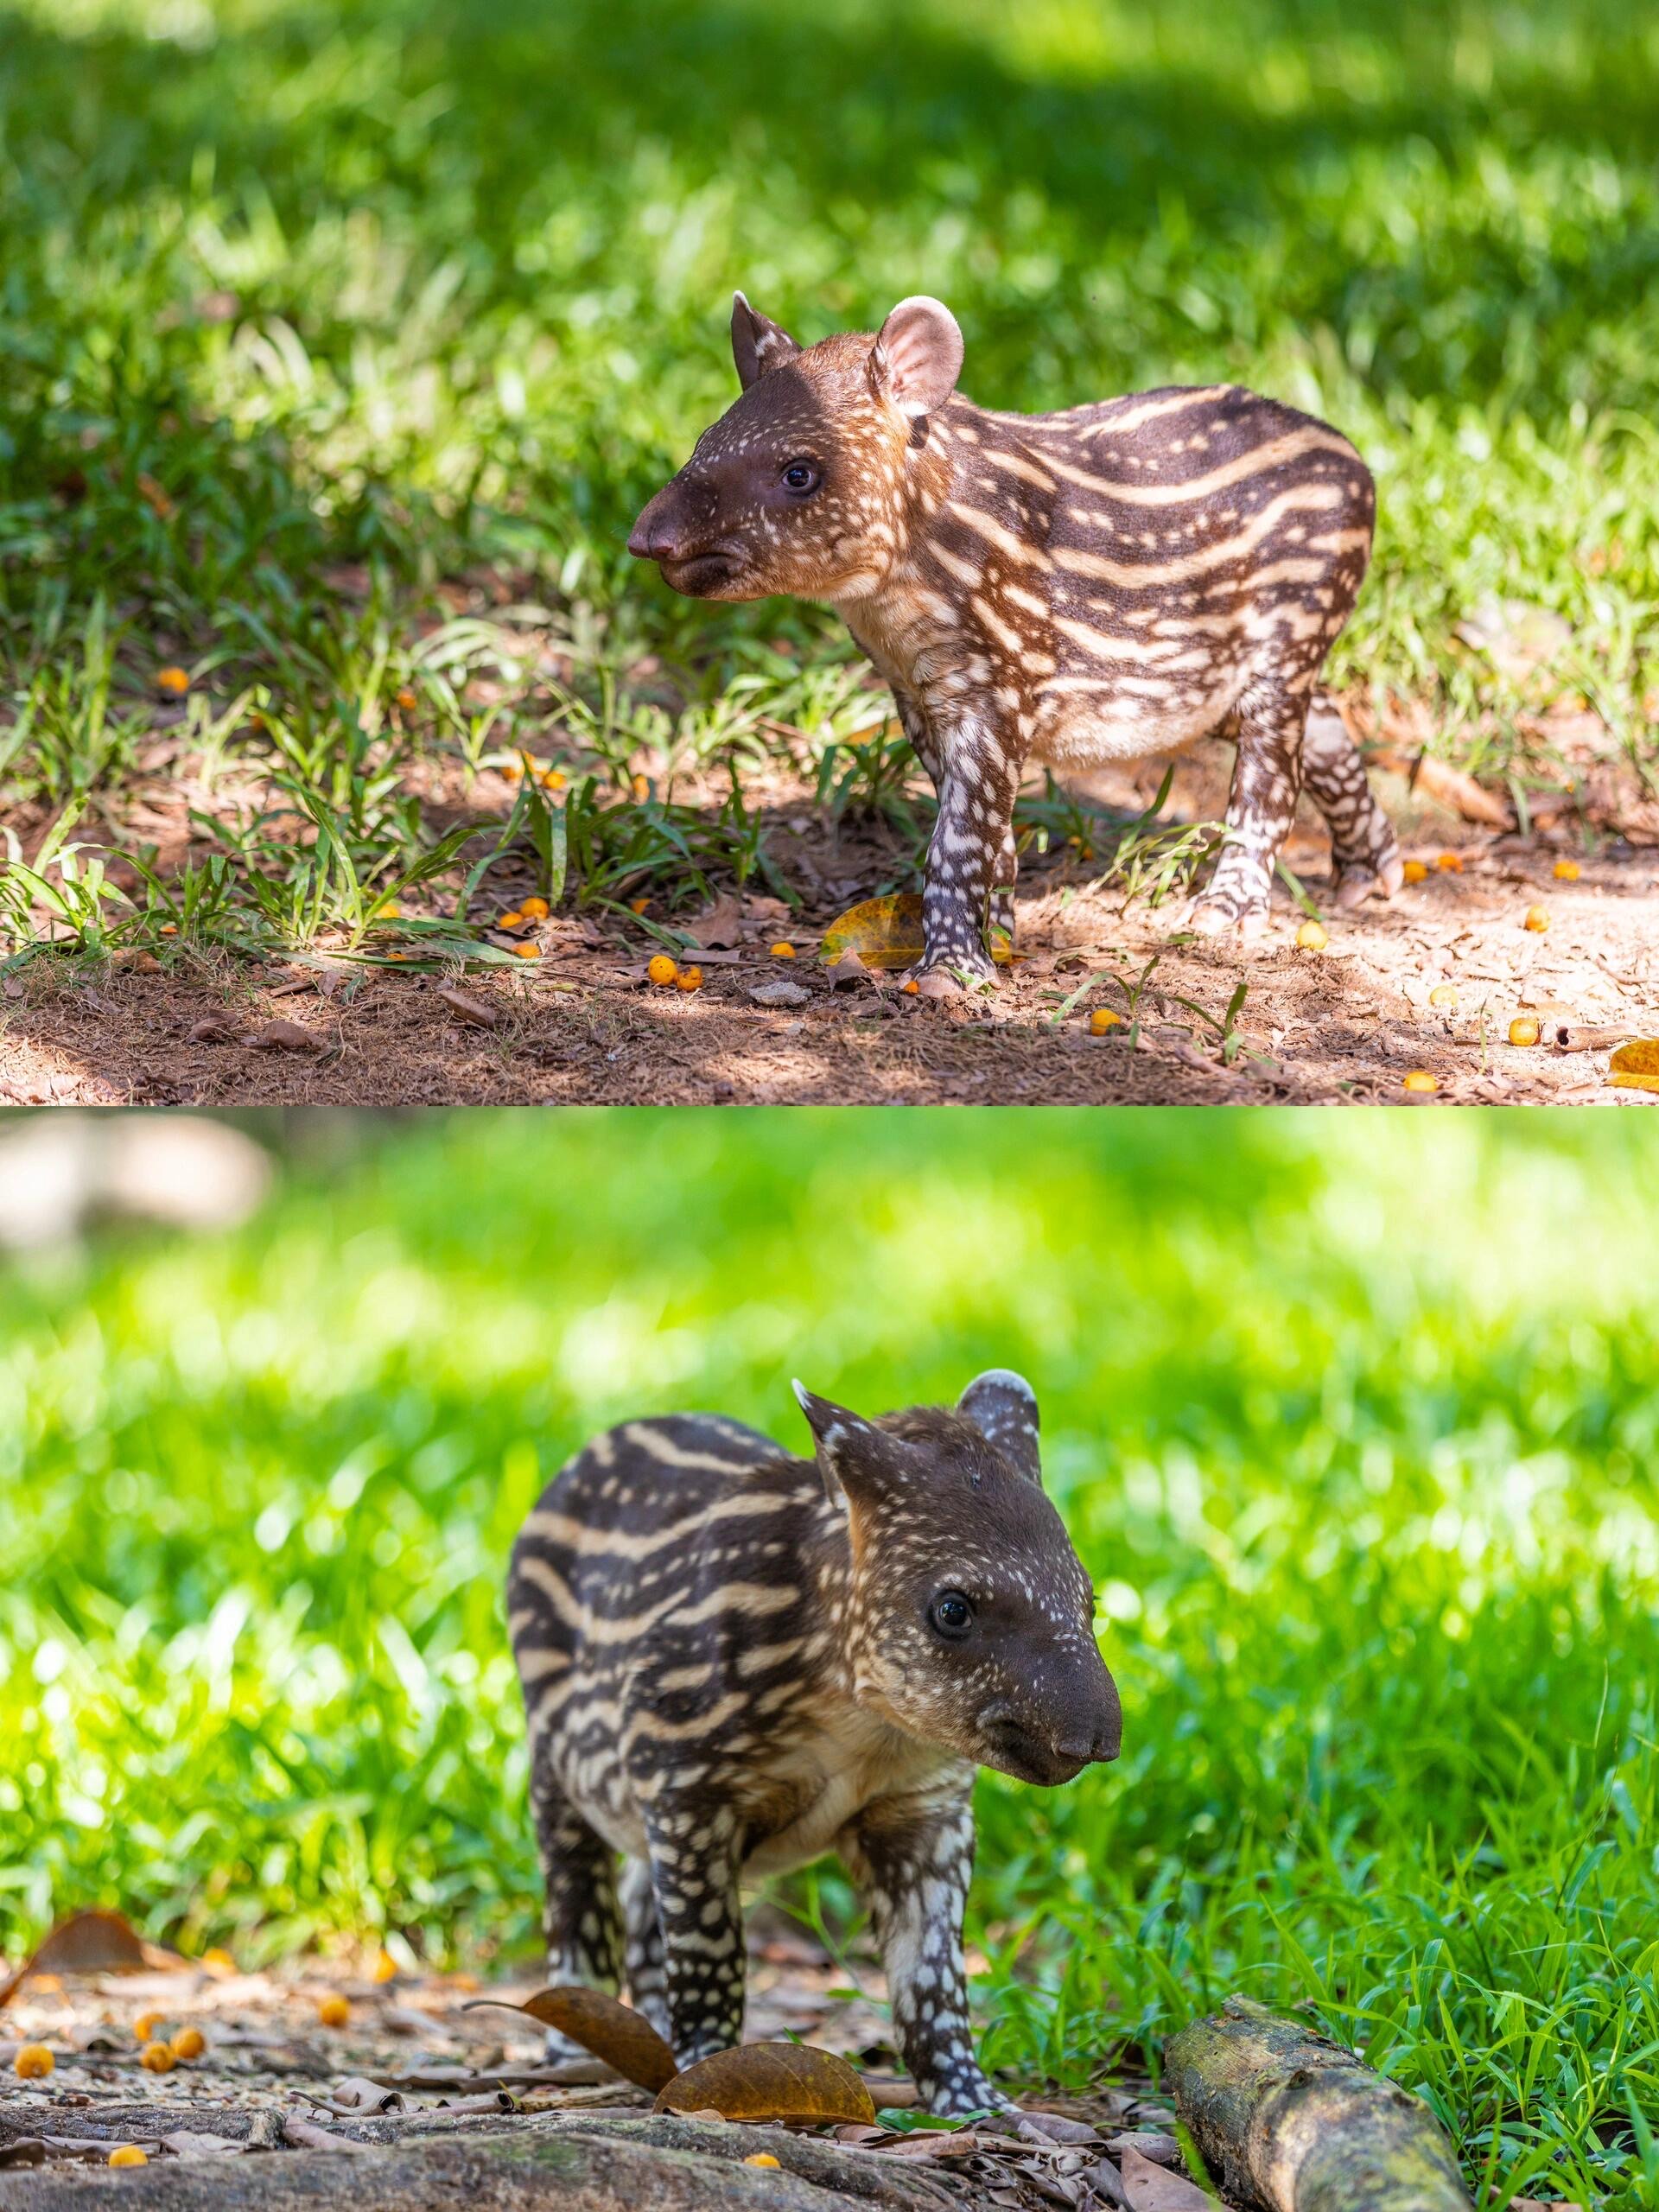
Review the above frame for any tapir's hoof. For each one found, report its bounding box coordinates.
[1182,896,1268,943]
[1334,852,1405,909]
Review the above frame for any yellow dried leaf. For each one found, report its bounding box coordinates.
[1609,1039,1659,1095]
[653,2043,875,2125]
[818,893,925,972]
[474,1986,678,2094]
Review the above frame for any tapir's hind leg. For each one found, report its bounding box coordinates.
[1189,678,1308,940]
[1301,702,1402,908]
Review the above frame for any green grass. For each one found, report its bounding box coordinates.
[4,1110,1659,2203]
[1,0,1656,963]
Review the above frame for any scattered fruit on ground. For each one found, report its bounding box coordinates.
[770,943,796,959]
[629,897,651,914]
[647,954,678,986]
[140,2042,175,2073]
[317,1995,350,2027]
[1428,984,1459,1007]
[133,2012,162,2042]
[744,2154,782,2168]
[497,911,523,930]
[395,688,417,710]
[14,2044,53,2078]
[1402,1071,1439,1093]
[172,2027,206,2059]
[676,966,703,992]
[1524,905,1551,931]
[1436,852,1464,871]
[1090,1008,1124,1034]
[374,1951,397,1984]
[902,980,918,995]
[513,943,540,959]
[1509,1017,1541,1046]
[631,774,650,799]
[155,665,189,696]
[540,770,566,790]
[519,897,550,919]
[202,1949,236,1974]
[1295,918,1328,950]
[109,2147,149,2167]
[1402,860,1428,883]
[1554,859,1581,880]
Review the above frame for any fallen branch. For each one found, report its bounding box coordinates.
[1163,1996,1472,2212]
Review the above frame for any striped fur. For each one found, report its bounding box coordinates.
[629,296,1402,976]
[507,1376,1119,2113]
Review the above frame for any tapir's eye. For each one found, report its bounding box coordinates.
[781,460,821,495]
[929,1590,974,1640]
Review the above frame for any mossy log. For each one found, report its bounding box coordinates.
[0,2115,950,2212]
[1163,1996,1473,2212]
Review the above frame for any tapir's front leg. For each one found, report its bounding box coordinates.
[918,712,1020,984]
[846,1791,1009,2116]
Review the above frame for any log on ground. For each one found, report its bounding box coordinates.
[1163,1995,1473,2212]
[0,2116,950,2212]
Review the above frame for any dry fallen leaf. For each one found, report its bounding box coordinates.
[654,2043,875,2125]
[0,1911,186,2009]
[1609,1039,1659,1094]
[247,1019,324,1054]
[1116,2144,1211,2212]
[436,985,500,1031]
[329,2077,406,2113]
[819,893,925,971]
[465,1986,677,2094]
[685,893,744,950]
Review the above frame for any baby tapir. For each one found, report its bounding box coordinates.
[507,1372,1119,2113]
[629,295,1402,980]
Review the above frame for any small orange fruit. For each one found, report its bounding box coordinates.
[376,901,401,921]
[647,954,678,987]
[1402,1071,1438,1094]
[1523,905,1550,932]
[499,756,523,780]
[172,2027,206,2060]
[14,2044,53,2079]
[317,1995,350,2028]
[519,896,550,920]
[629,897,651,914]
[140,2042,175,2074]
[1294,918,1328,951]
[497,910,524,930]
[902,979,919,995]
[631,773,650,800]
[513,942,540,959]
[110,2147,149,2167]
[675,966,703,993]
[160,921,178,936]
[1427,984,1459,1008]
[395,687,417,711]
[540,769,566,791]
[744,2153,781,2168]
[1402,859,1428,884]
[1508,1016,1541,1047]
[1089,1008,1123,1035]
[133,2013,163,2043]
[156,665,190,696]
[1435,852,1463,872]
[202,1948,236,1974]
[1553,858,1580,881]
[770,942,797,959]
[373,1950,397,1985]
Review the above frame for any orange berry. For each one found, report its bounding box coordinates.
[1508,1016,1541,1047]
[1427,984,1459,1008]
[172,2027,206,2060]
[646,954,679,987]
[675,966,703,992]
[395,687,417,711]
[513,942,540,959]
[770,942,797,959]
[629,897,651,914]
[1553,858,1580,880]
[540,769,566,791]
[1523,905,1550,932]
[373,1950,397,1985]
[133,2013,163,2043]
[376,901,400,921]
[317,1995,350,2028]
[902,980,918,995]
[519,896,550,919]
[1089,1007,1122,1034]
[156,665,189,696]
[497,911,524,930]
[744,2153,782,2168]
[499,757,523,780]
[631,773,650,800]
[1402,1071,1438,1094]
[109,2147,149,2168]
[1294,918,1328,951]
[1435,852,1463,872]
[140,2042,175,2074]
[14,2044,53,2079]
[201,1948,236,1974]
[1402,859,1428,884]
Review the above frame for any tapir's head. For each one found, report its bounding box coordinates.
[626,294,964,605]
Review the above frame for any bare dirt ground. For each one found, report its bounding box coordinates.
[0,1936,1163,2209]
[4,726,1656,1110]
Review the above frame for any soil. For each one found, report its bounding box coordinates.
[4,728,1656,1110]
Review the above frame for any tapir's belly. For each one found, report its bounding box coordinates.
[1029,667,1243,768]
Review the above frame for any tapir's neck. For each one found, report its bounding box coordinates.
[833,406,974,683]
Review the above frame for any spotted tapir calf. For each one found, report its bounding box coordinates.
[628,294,1401,981]
[507,1373,1120,2114]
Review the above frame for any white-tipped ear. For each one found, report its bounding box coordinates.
[733,291,802,391]
[869,296,963,419]
[792,1382,877,1512]
[958,1369,1041,1486]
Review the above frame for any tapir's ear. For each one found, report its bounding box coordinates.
[732,291,802,391]
[792,1380,900,1511]
[869,296,963,419]
[958,1370,1041,1486]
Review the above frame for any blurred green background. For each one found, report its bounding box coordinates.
[2,0,1655,796]
[3,1108,1657,2199]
